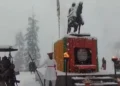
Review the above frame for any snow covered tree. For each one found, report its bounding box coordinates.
[24,15,40,70]
[14,31,25,71]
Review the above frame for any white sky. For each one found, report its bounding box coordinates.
[0,0,120,71]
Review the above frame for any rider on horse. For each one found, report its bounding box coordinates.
[67,2,84,34]
[68,3,77,26]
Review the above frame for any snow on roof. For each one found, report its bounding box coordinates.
[64,33,97,40]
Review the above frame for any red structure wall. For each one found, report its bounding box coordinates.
[54,36,98,73]
[66,37,98,72]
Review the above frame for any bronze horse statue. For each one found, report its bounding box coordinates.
[67,2,84,34]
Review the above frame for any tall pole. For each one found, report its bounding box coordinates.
[65,58,68,86]
[58,17,60,39]
[64,52,69,86]
[112,57,118,78]
[114,62,116,78]
[57,0,60,39]
[64,58,69,86]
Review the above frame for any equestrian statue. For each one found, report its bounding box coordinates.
[67,2,84,34]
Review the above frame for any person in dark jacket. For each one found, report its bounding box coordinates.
[2,56,11,69]
[29,61,37,74]
[1,56,16,86]
[102,57,106,70]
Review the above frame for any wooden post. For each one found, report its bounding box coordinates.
[112,56,118,78]
[114,63,117,78]
[65,58,68,86]
[64,52,70,86]
[83,78,91,86]
[117,78,120,86]
[85,82,90,86]
[118,82,120,86]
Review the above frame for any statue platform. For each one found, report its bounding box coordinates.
[69,33,90,37]
[36,68,119,86]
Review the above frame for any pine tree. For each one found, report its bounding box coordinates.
[14,31,25,71]
[25,15,40,70]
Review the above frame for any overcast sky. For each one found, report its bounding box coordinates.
[0,0,120,71]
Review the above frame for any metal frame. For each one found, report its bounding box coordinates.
[0,46,19,86]
[0,46,18,52]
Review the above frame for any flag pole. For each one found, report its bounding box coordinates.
[57,0,60,39]
[58,17,60,39]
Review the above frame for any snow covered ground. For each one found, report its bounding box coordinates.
[15,68,120,86]
[36,67,119,76]
[16,72,40,86]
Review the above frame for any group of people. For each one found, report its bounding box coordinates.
[0,56,17,86]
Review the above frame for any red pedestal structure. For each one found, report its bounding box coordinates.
[85,83,91,86]
[54,35,99,73]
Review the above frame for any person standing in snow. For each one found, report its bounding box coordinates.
[39,52,57,86]
[29,61,37,74]
[101,57,106,70]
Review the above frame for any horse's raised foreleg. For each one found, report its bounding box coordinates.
[67,27,69,34]
[67,28,69,34]
[78,25,81,34]
[67,25,71,34]
[74,24,78,33]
